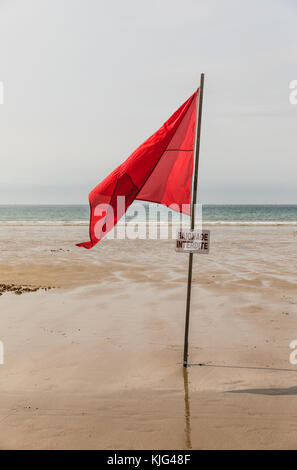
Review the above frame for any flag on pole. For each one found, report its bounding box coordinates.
[77,90,198,249]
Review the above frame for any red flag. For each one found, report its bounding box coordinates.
[77,90,198,249]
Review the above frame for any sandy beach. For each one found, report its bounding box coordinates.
[0,225,297,449]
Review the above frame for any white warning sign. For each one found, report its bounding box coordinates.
[176,229,210,254]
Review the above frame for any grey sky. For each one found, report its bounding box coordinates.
[0,0,296,204]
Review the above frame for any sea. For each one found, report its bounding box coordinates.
[0,204,296,226]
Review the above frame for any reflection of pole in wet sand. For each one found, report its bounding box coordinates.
[183,366,192,449]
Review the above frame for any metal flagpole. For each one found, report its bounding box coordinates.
[183,73,205,367]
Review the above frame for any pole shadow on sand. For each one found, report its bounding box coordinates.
[227,386,297,396]
[188,363,297,396]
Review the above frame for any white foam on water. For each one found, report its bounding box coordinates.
[0,220,296,227]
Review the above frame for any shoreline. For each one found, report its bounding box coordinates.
[0,221,296,230]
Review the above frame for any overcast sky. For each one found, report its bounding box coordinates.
[0,0,296,204]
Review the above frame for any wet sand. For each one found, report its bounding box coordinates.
[0,225,297,449]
